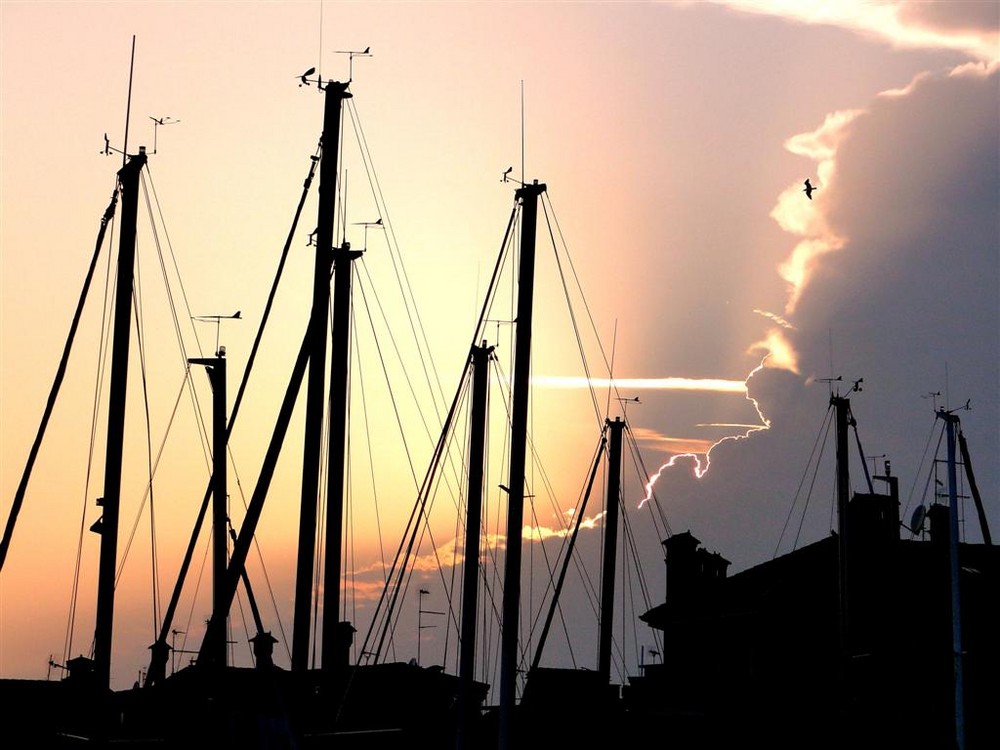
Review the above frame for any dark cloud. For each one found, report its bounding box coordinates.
[643,65,999,572]
[792,66,998,540]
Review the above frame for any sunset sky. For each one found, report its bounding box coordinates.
[2,1,997,692]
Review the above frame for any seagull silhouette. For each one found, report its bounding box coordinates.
[803,179,817,200]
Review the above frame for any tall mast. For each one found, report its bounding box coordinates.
[93,148,146,690]
[498,180,545,750]
[320,230,362,669]
[188,352,228,667]
[832,393,851,665]
[456,342,493,750]
[939,410,966,750]
[292,80,351,671]
[597,416,624,683]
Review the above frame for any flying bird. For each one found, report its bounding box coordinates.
[803,179,817,200]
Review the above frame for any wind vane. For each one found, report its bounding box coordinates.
[334,46,371,82]
[193,311,242,357]
[616,396,640,419]
[353,217,383,250]
[148,115,180,154]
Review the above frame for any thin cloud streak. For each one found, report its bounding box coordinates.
[532,375,748,393]
[711,0,999,64]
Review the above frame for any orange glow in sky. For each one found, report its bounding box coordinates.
[2,0,996,690]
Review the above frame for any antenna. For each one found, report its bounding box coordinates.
[520,80,525,187]
[353,218,383,251]
[817,375,843,395]
[922,390,942,412]
[101,37,139,160]
[122,35,136,169]
[615,396,641,420]
[866,453,886,476]
[148,116,180,154]
[334,46,371,82]
[192,311,242,357]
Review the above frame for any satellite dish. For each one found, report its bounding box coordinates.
[910,505,926,535]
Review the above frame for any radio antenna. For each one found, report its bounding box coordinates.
[520,80,525,186]
[121,35,136,169]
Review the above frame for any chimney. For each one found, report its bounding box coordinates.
[663,531,701,607]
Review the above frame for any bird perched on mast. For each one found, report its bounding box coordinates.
[803,178,817,200]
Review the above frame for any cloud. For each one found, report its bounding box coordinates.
[525,507,607,542]
[897,0,1000,37]
[762,61,999,376]
[768,109,861,315]
[748,327,799,373]
[635,58,997,567]
[630,427,718,456]
[531,375,748,392]
[712,0,999,63]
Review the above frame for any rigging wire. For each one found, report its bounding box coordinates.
[0,186,119,573]
[625,425,672,540]
[117,141,322,679]
[65,185,121,664]
[346,98,450,419]
[917,424,947,523]
[544,191,625,406]
[773,403,833,558]
[541,195,602,427]
[358,352,469,664]
[903,415,943,524]
[129,241,164,636]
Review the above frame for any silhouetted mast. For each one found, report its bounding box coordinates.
[93,147,147,690]
[456,342,493,750]
[188,352,228,667]
[832,393,851,667]
[498,180,545,750]
[597,417,625,683]
[321,204,363,670]
[938,409,966,750]
[292,80,351,671]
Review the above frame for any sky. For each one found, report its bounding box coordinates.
[1,0,997,693]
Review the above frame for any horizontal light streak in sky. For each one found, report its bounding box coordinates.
[531,375,747,393]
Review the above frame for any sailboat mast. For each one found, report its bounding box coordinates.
[292,80,351,671]
[940,410,966,750]
[597,416,624,683]
[498,180,545,750]
[321,226,362,669]
[457,342,493,750]
[187,353,228,666]
[93,148,147,690]
[832,394,851,665]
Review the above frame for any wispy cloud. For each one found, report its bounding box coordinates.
[524,507,607,542]
[711,0,999,64]
[753,308,795,330]
[630,427,717,456]
[638,360,773,505]
[531,375,748,393]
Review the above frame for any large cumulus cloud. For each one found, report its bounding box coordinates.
[643,62,998,569]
